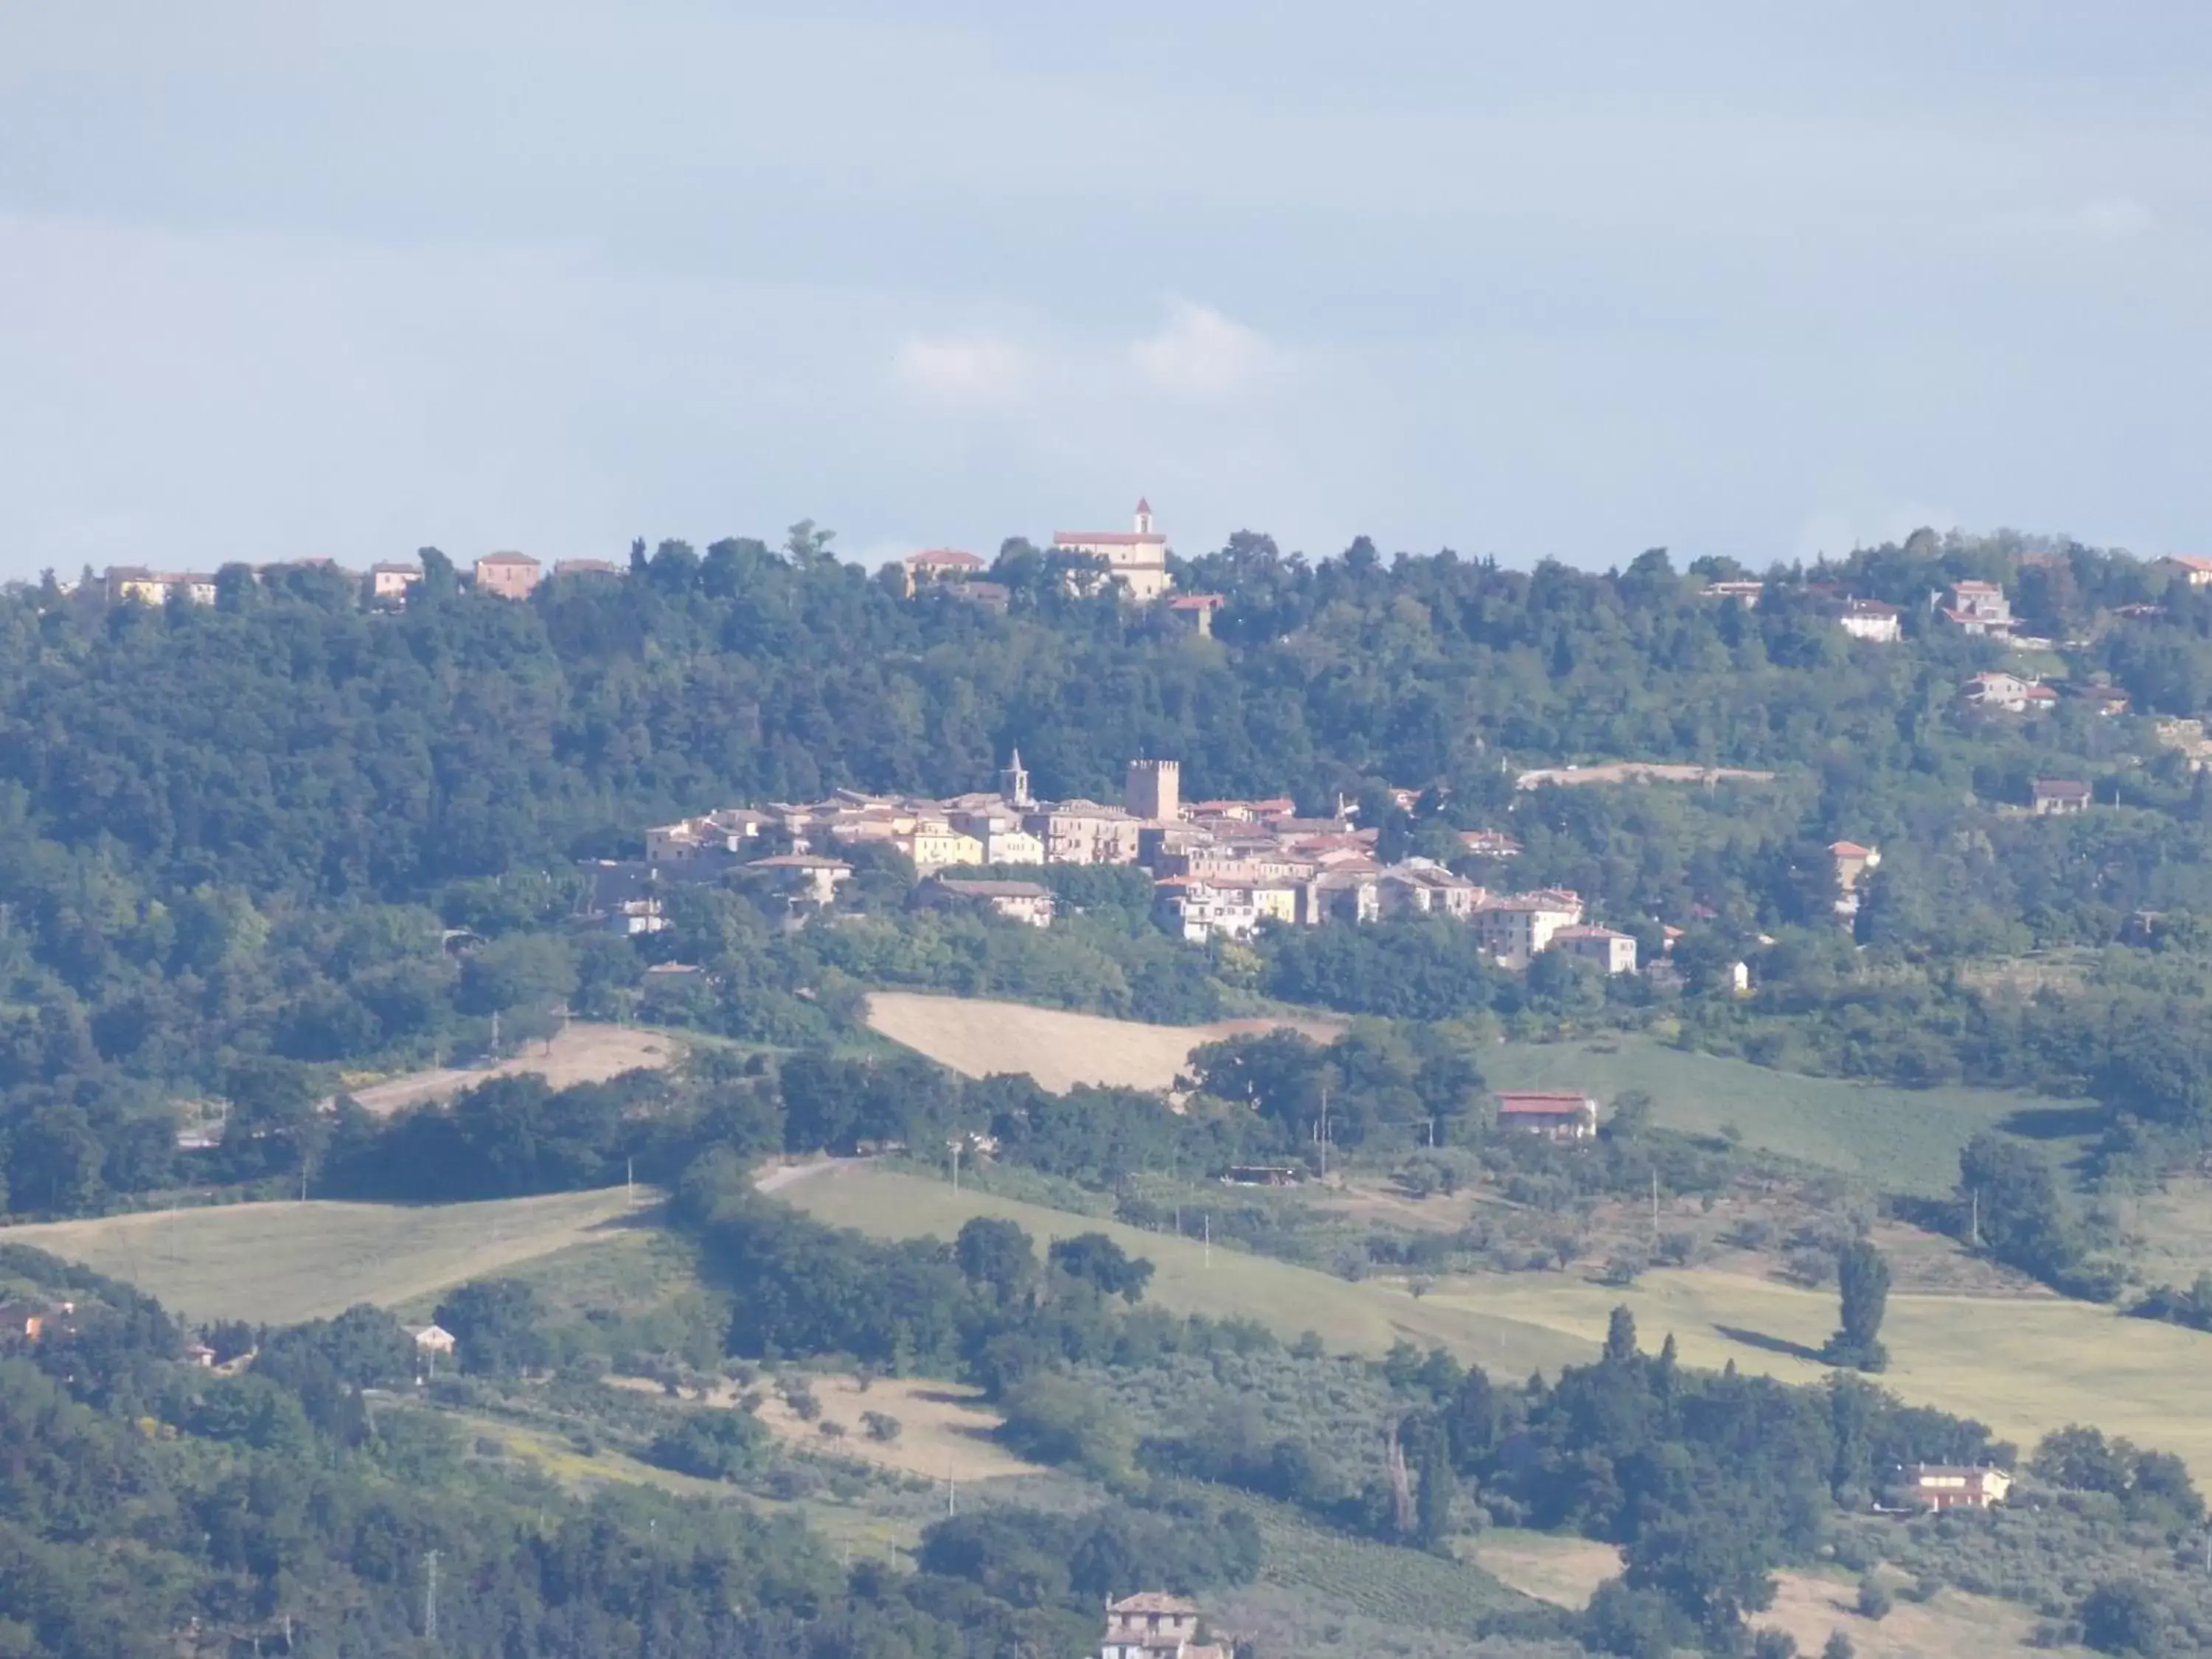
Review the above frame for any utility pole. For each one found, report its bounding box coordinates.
[626,1156,635,1206]
[490,1008,500,1057]
[1969,1189,1980,1249]
[1318,1085,1330,1180]
[423,1550,440,1648]
[1203,1212,1211,1270]
[950,1139,961,1192]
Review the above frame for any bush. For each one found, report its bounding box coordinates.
[782,1380,821,1421]
[1856,1576,1891,1621]
[998,1373,1133,1480]
[862,1411,902,1442]
[646,1409,766,1481]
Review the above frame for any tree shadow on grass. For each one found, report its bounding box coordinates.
[1997,1103,2106,1143]
[1713,1325,1827,1365]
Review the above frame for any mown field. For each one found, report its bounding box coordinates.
[783,1165,2212,1480]
[864,992,1342,1094]
[1482,1033,2085,1195]
[5,1188,647,1324]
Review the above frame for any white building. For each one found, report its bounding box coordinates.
[1472,891,1585,968]
[1838,599,1902,642]
[1551,925,1638,975]
[1054,499,1172,602]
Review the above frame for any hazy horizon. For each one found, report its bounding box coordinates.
[4,3,2208,580]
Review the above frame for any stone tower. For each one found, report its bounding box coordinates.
[1125,758,1180,823]
[1001,747,1032,809]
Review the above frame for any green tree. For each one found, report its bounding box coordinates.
[956,1217,1038,1306]
[2079,1579,2166,1655]
[434,1279,550,1376]
[1604,1304,1639,1364]
[1824,1240,1890,1371]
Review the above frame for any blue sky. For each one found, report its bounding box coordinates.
[2,2,2207,577]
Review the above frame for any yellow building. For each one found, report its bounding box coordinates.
[902,821,986,872]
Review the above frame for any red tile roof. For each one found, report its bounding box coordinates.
[1495,1091,1597,1116]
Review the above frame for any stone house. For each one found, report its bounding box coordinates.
[1551,925,1639,975]
[914,877,1057,928]
[473,552,543,599]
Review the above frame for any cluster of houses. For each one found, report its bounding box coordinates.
[88,552,623,608]
[89,498,1186,615]
[627,754,1649,973]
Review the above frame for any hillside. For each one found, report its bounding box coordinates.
[4,1188,646,1324]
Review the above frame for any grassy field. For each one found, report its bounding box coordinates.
[781,1164,1596,1377]
[4,1188,647,1324]
[1426,1262,2212,1478]
[610,1371,1046,1484]
[783,1164,2212,1479]
[1247,1504,1531,1632]
[864,992,1342,1094]
[1483,1034,2086,1195]
[1467,1529,2081,1659]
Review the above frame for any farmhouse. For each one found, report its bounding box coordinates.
[2031,779,2093,816]
[473,551,543,599]
[2158,554,2212,588]
[1494,1091,1600,1141]
[1098,1593,1225,1659]
[371,561,422,600]
[1166,593,1225,636]
[902,547,987,594]
[1896,1464,2011,1512]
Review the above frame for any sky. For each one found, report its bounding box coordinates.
[1,1,2208,579]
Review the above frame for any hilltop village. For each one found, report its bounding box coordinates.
[630,752,1651,967]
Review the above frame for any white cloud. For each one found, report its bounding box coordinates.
[1128,299,1287,403]
[893,333,1034,408]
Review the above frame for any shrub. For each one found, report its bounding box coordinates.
[862,1411,902,1442]
[1856,1576,1891,1621]
[646,1410,765,1481]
